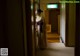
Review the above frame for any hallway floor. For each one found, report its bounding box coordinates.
[47,33,60,43]
[36,43,74,56]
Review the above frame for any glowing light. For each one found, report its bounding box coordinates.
[47,4,58,8]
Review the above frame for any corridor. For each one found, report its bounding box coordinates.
[36,43,74,56]
[47,33,60,43]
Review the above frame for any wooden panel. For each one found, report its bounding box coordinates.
[46,24,51,33]
[49,9,60,33]
[45,10,49,24]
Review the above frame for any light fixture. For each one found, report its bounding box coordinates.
[47,4,58,9]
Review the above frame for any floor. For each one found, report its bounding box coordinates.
[36,43,74,56]
[46,33,60,43]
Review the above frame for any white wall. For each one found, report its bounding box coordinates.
[60,3,66,43]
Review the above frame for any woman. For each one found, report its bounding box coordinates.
[36,9,47,50]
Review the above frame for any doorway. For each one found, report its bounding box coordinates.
[45,4,61,43]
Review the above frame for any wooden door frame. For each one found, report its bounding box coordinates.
[25,0,36,56]
[75,3,80,56]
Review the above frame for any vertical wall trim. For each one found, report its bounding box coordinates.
[65,3,69,46]
[22,0,27,56]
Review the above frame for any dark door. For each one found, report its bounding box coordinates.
[49,9,60,33]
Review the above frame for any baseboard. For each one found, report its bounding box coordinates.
[65,44,75,47]
[60,37,75,47]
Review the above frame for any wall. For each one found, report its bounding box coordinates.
[75,3,80,56]
[0,0,7,47]
[67,3,76,46]
[60,3,66,43]
[60,3,76,46]
[6,0,25,56]
[6,0,36,56]
[0,0,36,56]
[22,0,27,56]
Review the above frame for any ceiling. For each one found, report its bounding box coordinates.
[40,0,60,4]
[31,0,60,3]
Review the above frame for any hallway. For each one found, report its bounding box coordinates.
[47,33,60,43]
[36,43,74,56]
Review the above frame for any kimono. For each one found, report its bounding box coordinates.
[36,15,47,50]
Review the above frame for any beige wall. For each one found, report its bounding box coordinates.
[67,3,76,46]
